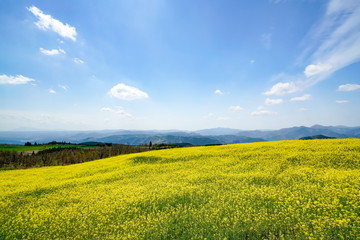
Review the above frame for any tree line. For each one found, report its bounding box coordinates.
[0,144,148,170]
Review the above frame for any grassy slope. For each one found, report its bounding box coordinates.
[0,139,359,239]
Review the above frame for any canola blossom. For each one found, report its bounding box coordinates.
[0,139,359,239]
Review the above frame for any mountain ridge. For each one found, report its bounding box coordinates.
[0,125,359,145]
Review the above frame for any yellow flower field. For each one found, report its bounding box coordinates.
[0,139,359,239]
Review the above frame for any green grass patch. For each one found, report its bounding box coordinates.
[0,144,88,152]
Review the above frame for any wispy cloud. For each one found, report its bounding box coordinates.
[203,113,215,119]
[337,83,360,91]
[48,89,56,94]
[0,74,35,85]
[100,107,112,112]
[302,0,360,82]
[336,100,349,104]
[28,6,77,41]
[217,117,229,121]
[265,0,360,94]
[290,94,311,102]
[229,106,244,111]
[109,83,149,101]
[214,89,223,95]
[261,33,272,49]
[251,107,277,116]
[265,98,283,105]
[58,85,68,91]
[251,109,277,116]
[269,0,286,3]
[100,107,133,118]
[73,58,84,64]
[39,48,65,56]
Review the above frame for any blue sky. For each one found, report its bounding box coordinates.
[0,0,359,131]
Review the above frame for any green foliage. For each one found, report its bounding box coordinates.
[0,139,359,239]
[0,144,148,169]
[299,135,336,140]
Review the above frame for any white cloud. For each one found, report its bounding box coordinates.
[100,107,132,118]
[336,100,349,104]
[58,85,68,91]
[27,6,77,41]
[290,94,311,102]
[337,83,360,91]
[249,59,255,64]
[265,98,283,105]
[39,48,65,56]
[109,83,149,101]
[304,63,333,78]
[215,89,223,95]
[48,89,56,94]
[100,107,112,112]
[0,74,35,85]
[73,58,84,64]
[251,109,277,116]
[264,82,300,95]
[229,106,244,111]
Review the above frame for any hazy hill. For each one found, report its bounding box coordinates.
[194,127,243,136]
[0,125,358,145]
[89,134,265,146]
[236,125,359,140]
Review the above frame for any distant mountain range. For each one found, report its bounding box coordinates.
[0,125,359,145]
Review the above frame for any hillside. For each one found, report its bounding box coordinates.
[0,139,359,239]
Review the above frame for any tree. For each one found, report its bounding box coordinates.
[149,141,153,149]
